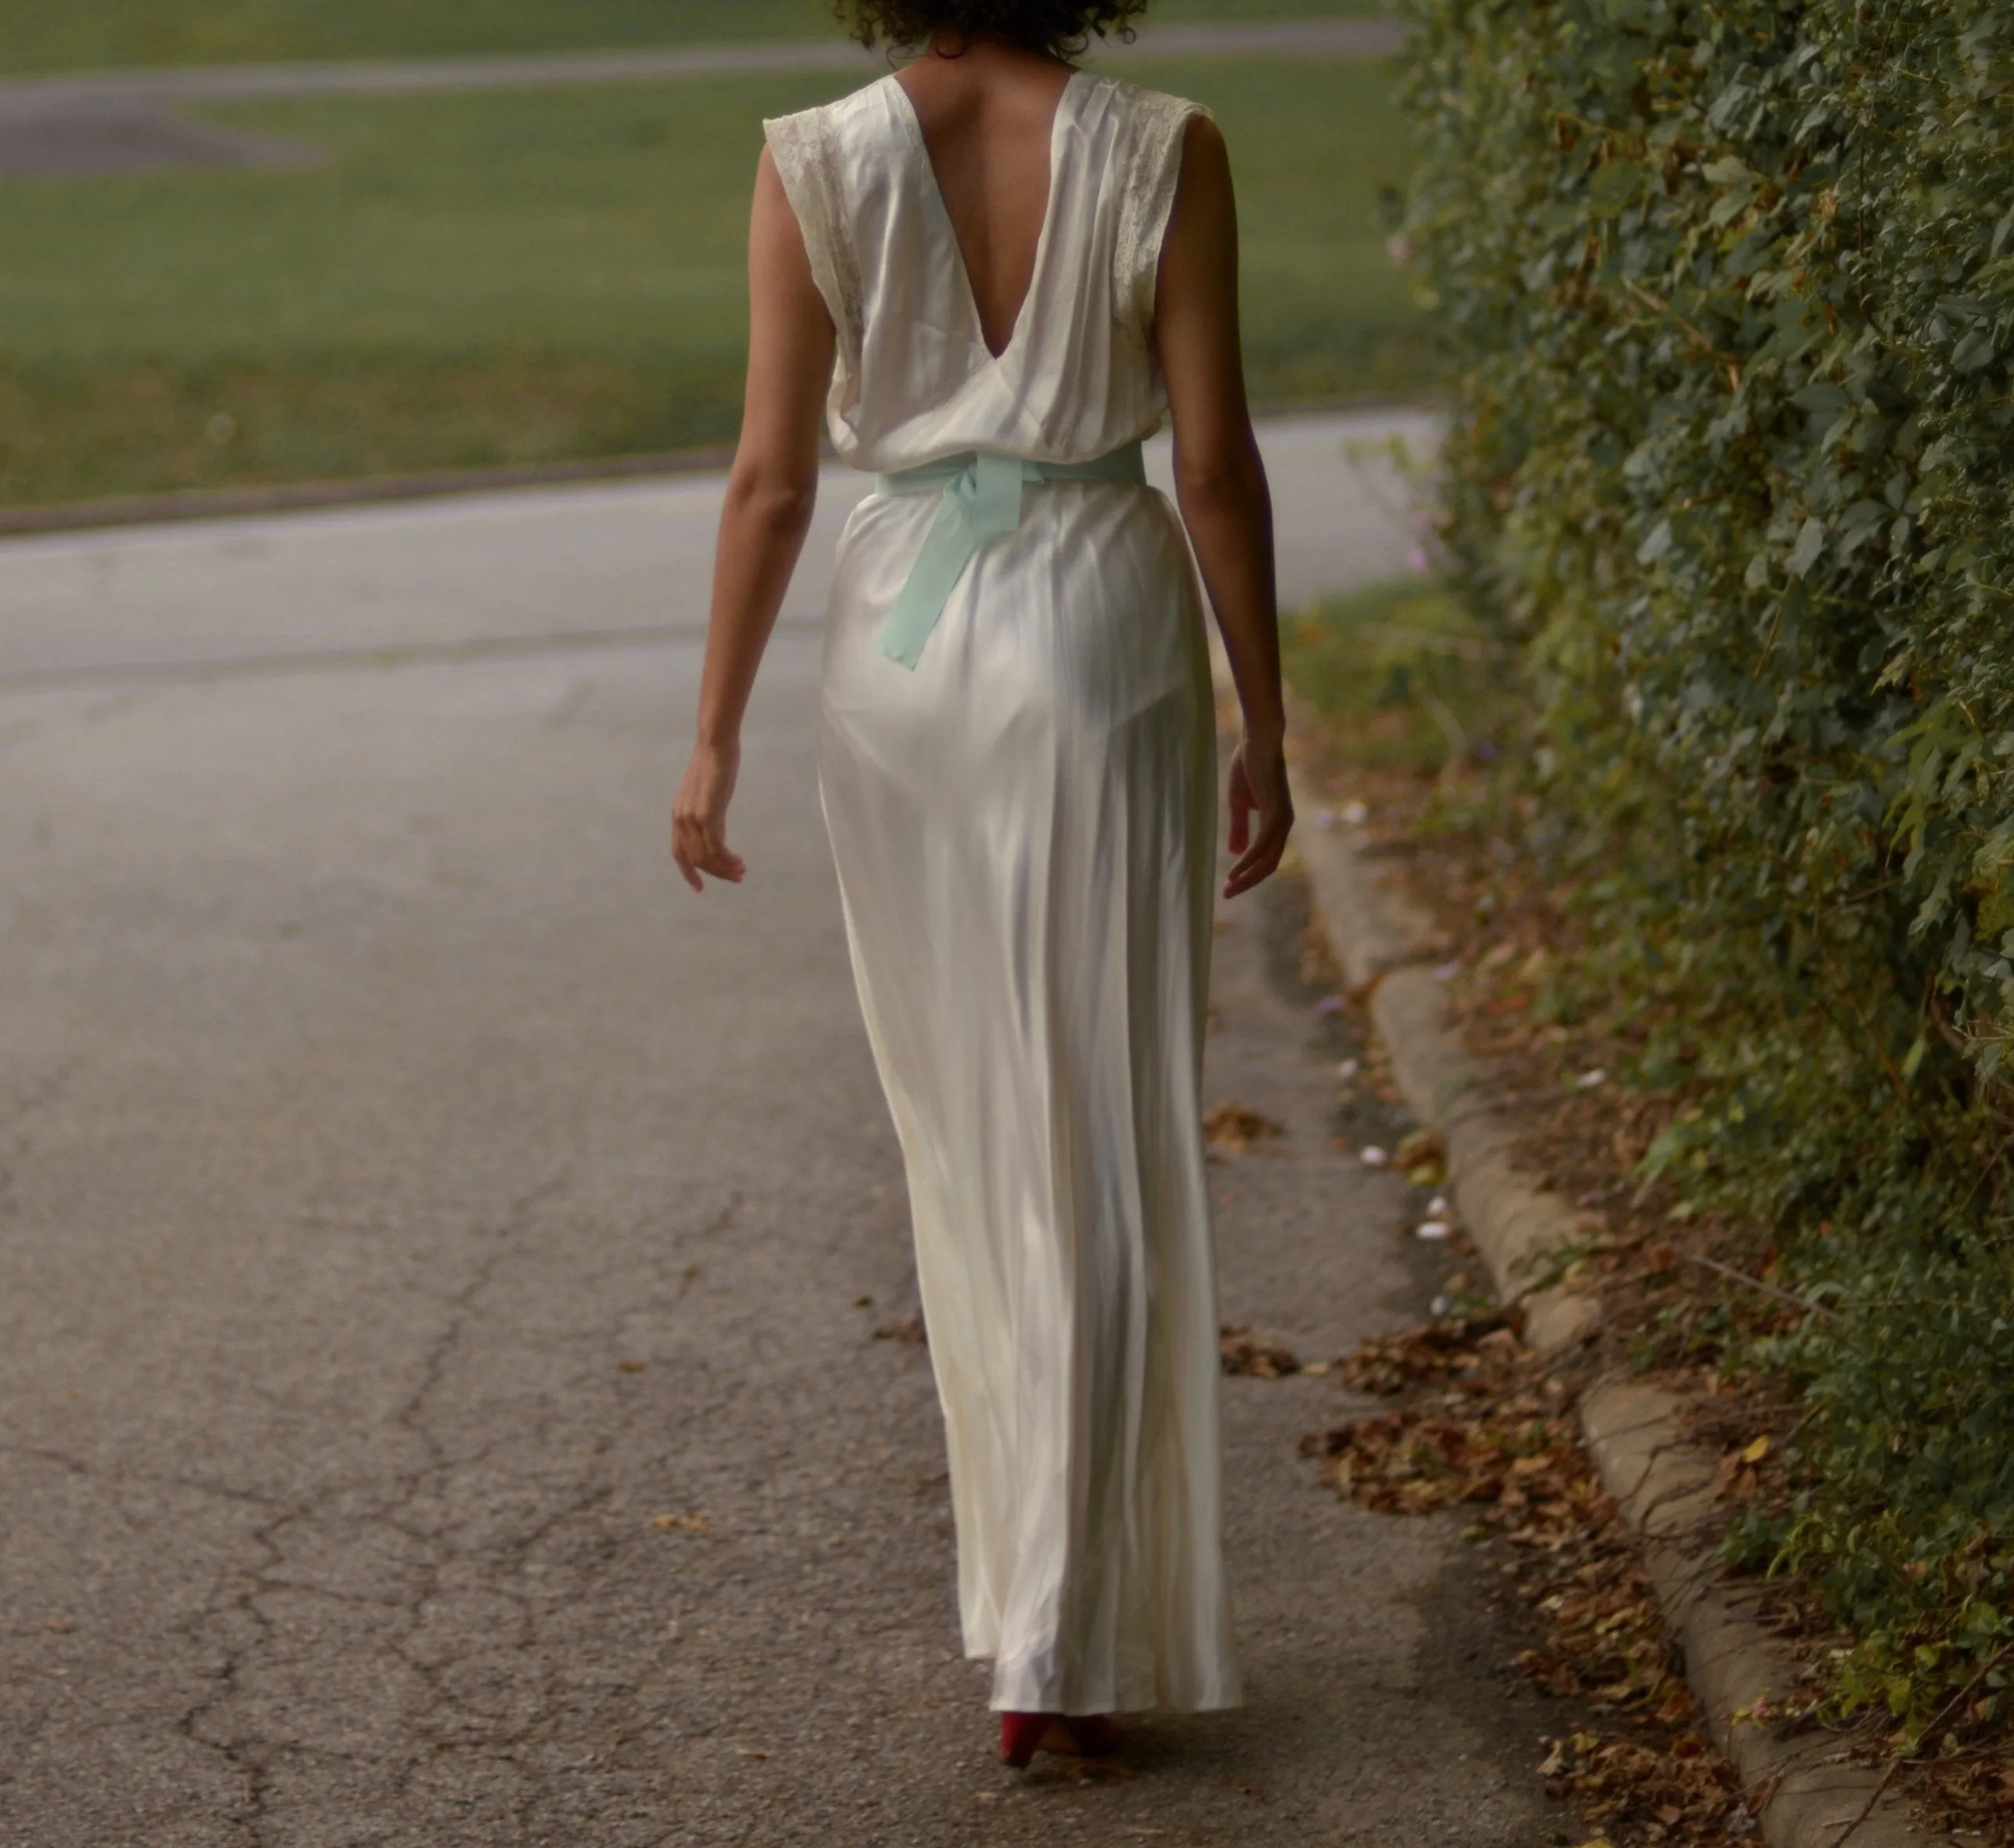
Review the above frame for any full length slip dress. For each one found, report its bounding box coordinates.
[764,68,1240,1717]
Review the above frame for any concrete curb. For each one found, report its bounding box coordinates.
[1291,807,1601,1358]
[0,446,738,539]
[1290,772,1940,1848]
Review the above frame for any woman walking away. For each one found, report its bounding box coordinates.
[670,0,1290,1767]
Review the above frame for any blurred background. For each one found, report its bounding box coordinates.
[0,0,1424,513]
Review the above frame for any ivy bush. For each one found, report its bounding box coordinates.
[1393,0,2014,1735]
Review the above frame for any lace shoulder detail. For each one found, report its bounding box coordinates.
[763,104,864,359]
[1111,84,1210,342]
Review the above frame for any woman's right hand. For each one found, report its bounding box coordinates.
[671,741,747,893]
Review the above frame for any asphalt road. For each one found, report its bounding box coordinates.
[0,413,1572,1846]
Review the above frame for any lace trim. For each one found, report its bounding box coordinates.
[763,106,864,361]
[1112,86,1209,343]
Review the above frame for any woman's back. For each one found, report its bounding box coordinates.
[892,49,1077,359]
[763,60,1204,468]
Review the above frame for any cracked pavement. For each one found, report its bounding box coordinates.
[0,415,1572,1844]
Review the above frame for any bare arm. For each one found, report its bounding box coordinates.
[1153,114,1292,900]
[671,145,836,892]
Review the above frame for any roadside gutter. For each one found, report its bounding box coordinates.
[1292,770,1944,1848]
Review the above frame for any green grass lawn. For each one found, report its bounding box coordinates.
[0,56,1426,506]
[0,0,1391,74]
[1280,578,1510,774]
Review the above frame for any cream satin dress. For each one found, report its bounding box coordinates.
[766,69,1239,1716]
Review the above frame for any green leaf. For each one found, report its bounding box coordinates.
[1702,156,1758,187]
[1637,518,1676,565]
[1952,328,1999,373]
[1589,159,1647,214]
[1788,517,1827,577]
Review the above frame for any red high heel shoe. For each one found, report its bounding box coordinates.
[1063,1713,1121,1756]
[998,1712,1124,1767]
[999,1712,1052,1767]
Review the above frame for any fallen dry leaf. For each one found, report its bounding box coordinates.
[873,1316,926,1345]
[1395,1126,1446,1166]
[651,1512,710,1533]
[1395,1126,1448,1186]
[1336,1312,1523,1395]
[1219,1325,1301,1378]
[1203,1102,1285,1154]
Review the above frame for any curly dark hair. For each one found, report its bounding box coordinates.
[835,0,1149,60]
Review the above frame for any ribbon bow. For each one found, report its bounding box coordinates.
[876,452,1027,670]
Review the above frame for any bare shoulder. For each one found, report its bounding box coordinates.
[1175,112,1232,197]
[749,141,791,226]
[1180,110,1227,154]
[1165,109,1235,254]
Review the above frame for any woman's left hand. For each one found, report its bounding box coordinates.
[1223,732,1293,899]
[671,741,747,892]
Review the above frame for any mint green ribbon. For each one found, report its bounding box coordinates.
[873,441,1148,669]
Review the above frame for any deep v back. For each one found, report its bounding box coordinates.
[889,67,1077,362]
[763,71,1207,470]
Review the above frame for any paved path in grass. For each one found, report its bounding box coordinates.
[0,20,1409,176]
[0,410,1575,1848]
[0,20,1409,112]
